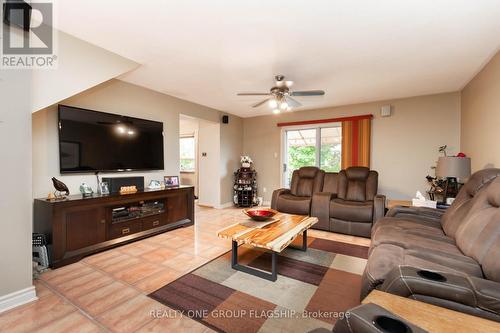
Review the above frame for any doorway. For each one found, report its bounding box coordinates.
[179,115,221,207]
[282,124,342,187]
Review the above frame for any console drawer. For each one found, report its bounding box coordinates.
[109,220,142,239]
[142,215,166,230]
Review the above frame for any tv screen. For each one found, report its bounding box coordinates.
[58,105,164,173]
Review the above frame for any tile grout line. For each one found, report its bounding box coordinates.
[36,278,113,333]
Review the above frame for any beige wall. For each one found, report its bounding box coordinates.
[32,79,243,206]
[243,92,461,201]
[0,69,35,306]
[220,115,243,205]
[461,50,500,171]
[32,30,137,112]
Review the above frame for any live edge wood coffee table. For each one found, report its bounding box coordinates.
[217,213,318,281]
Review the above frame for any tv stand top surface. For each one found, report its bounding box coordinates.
[36,185,194,204]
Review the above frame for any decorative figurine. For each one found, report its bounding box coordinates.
[240,155,253,169]
[79,182,94,197]
[51,177,69,198]
[148,180,162,189]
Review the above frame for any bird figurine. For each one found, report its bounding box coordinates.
[51,177,69,198]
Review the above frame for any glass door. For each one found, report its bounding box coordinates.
[283,125,341,187]
[283,128,317,187]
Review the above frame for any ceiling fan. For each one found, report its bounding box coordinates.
[237,75,325,113]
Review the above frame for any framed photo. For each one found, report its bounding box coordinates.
[164,176,180,188]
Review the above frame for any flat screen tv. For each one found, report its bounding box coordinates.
[58,105,164,173]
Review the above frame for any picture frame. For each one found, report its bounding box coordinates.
[164,175,180,188]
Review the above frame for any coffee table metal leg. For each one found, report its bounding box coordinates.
[231,240,278,282]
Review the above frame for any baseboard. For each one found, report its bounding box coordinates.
[0,286,37,313]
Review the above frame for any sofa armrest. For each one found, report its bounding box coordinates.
[373,194,386,223]
[271,188,291,210]
[311,192,333,230]
[386,206,445,221]
[331,303,427,333]
[380,266,500,322]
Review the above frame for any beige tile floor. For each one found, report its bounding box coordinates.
[0,206,370,333]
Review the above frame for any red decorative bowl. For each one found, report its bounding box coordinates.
[243,208,278,221]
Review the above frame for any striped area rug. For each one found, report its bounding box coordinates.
[149,237,369,333]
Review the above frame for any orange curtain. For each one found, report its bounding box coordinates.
[341,116,371,168]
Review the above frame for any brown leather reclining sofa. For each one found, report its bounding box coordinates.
[361,168,500,322]
[272,166,385,238]
[271,166,325,216]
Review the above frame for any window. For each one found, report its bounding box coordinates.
[283,124,341,187]
[180,136,196,171]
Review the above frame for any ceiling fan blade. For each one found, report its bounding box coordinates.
[251,98,272,108]
[291,90,325,96]
[284,96,302,108]
[237,92,271,96]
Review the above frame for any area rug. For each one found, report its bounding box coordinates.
[149,237,369,333]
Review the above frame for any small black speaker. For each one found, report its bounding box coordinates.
[102,176,145,193]
[3,0,32,31]
[222,115,229,124]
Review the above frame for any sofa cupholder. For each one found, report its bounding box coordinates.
[373,315,412,333]
[417,270,447,282]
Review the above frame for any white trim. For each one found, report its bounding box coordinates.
[0,286,37,314]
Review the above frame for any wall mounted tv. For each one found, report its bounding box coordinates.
[58,105,164,173]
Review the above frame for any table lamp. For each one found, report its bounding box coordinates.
[435,156,471,200]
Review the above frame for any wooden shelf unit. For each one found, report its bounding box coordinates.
[233,168,257,207]
[34,186,194,268]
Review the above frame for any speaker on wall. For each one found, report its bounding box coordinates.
[102,176,145,193]
[222,115,229,124]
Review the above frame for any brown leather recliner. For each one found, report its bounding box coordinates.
[271,166,325,215]
[311,167,386,237]
[361,168,500,322]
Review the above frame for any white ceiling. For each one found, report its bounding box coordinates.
[54,1,500,118]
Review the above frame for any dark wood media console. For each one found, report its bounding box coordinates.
[34,186,194,268]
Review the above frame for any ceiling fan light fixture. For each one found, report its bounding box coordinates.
[272,109,281,114]
[280,101,288,110]
[268,99,278,108]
